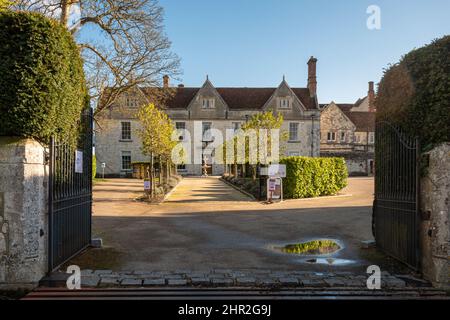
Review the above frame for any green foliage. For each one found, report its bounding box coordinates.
[376,35,450,151]
[280,156,348,198]
[0,11,88,144]
[137,103,177,159]
[281,240,340,255]
[92,154,97,180]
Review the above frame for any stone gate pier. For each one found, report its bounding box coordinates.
[0,137,48,290]
[420,143,450,289]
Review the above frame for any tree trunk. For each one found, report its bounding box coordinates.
[60,0,71,26]
[150,152,154,198]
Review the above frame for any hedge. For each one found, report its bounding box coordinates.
[92,154,97,180]
[280,157,348,199]
[0,11,88,144]
[376,35,450,151]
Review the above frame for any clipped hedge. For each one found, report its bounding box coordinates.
[280,157,348,199]
[0,11,87,144]
[92,154,97,180]
[376,35,450,151]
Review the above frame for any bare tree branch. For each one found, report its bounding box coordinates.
[13,0,181,116]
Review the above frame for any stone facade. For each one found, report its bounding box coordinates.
[319,82,376,176]
[420,143,450,289]
[0,138,48,289]
[96,58,321,177]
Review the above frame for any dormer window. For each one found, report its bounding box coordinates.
[125,94,137,108]
[202,98,215,109]
[279,97,291,109]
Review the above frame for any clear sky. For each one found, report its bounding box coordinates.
[159,0,449,104]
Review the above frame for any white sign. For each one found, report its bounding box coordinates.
[268,164,286,177]
[259,167,268,176]
[144,180,151,190]
[101,162,106,168]
[267,177,282,201]
[75,150,83,173]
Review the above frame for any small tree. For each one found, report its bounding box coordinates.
[221,111,288,180]
[137,103,176,197]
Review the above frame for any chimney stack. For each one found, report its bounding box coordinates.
[368,81,376,112]
[307,56,317,97]
[163,75,169,88]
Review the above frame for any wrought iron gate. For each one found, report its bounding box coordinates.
[48,108,93,271]
[373,121,420,270]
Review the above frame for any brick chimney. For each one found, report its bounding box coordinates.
[368,81,376,112]
[163,75,169,88]
[307,56,317,97]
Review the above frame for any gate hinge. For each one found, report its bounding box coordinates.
[421,210,431,221]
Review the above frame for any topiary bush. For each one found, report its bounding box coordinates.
[0,11,88,144]
[376,35,450,151]
[280,157,348,198]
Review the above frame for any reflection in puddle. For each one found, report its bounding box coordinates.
[303,258,355,265]
[274,239,341,255]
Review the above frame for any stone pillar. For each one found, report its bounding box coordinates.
[0,137,48,289]
[420,143,450,289]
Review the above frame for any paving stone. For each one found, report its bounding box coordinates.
[383,278,406,288]
[236,277,257,286]
[300,279,327,287]
[81,269,93,276]
[133,271,155,276]
[212,278,234,286]
[257,279,279,286]
[94,269,113,275]
[81,276,100,287]
[168,279,188,286]
[187,272,207,278]
[190,277,211,286]
[143,278,166,286]
[100,277,120,286]
[278,277,299,286]
[121,278,143,286]
[324,277,347,287]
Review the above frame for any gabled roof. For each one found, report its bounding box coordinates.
[140,85,318,110]
[321,101,375,132]
[343,111,375,131]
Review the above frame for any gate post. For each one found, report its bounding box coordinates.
[0,137,49,290]
[419,143,450,289]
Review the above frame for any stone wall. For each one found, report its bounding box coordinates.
[0,138,48,289]
[420,143,450,289]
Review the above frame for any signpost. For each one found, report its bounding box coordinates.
[75,150,83,173]
[101,162,106,179]
[266,164,286,203]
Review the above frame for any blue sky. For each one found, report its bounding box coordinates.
[159,0,449,103]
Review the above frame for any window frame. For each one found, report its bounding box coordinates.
[289,122,299,142]
[327,132,336,142]
[121,121,131,140]
[201,98,215,109]
[121,151,132,171]
[279,97,291,109]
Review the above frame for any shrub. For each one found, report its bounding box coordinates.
[280,157,348,199]
[376,35,450,151]
[0,11,88,144]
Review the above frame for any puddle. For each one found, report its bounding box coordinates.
[274,239,341,255]
[303,258,355,265]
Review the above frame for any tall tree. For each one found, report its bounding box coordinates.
[13,0,180,114]
[137,103,176,197]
